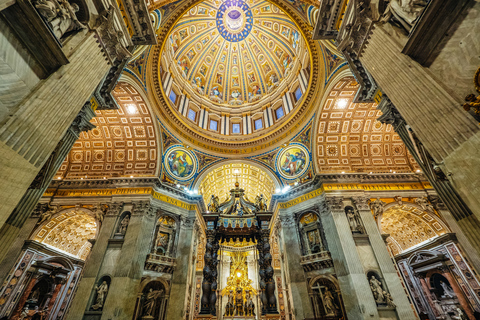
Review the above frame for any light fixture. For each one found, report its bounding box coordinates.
[126,104,137,114]
[236,272,242,278]
[57,177,61,180]
[337,99,348,109]
[130,175,133,178]
[416,169,421,173]
[275,188,281,193]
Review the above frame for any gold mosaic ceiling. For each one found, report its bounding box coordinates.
[198,163,276,204]
[316,77,420,174]
[56,83,158,179]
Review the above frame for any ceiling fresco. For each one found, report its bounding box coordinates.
[316,76,420,174]
[56,83,159,179]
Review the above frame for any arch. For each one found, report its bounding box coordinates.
[31,207,98,260]
[379,201,449,255]
[313,75,420,174]
[193,159,282,204]
[55,81,160,180]
[308,275,346,318]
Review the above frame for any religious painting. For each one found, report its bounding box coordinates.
[186,49,196,61]
[282,54,293,72]
[178,58,189,76]
[232,76,240,87]
[281,26,290,38]
[233,55,238,64]
[216,73,223,85]
[247,73,256,83]
[262,21,272,28]
[164,147,197,180]
[274,46,284,59]
[300,212,318,225]
[179,29,188,41]
[198,6,207,14]
[261,5,271,12]
[263,62,271,74]
[171,34,180,52]
[276,144,310,178]
[292,30,300,49]
[199,64,207,76]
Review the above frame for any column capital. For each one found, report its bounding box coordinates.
[376,96,406,130]
[325,196,344,211]
[352,196,370,211]
[69,102,96,136]
[180,216,196,229]
[279,215,295,227]
[105,202,124,216]
[131,201,157,217]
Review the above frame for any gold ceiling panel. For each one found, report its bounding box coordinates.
[381,204,447,255]
[198,163,276,204]
[32,208,97,260]
[56,82,158,179]
[316,76,420,174]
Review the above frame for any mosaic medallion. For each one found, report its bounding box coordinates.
[164,146,197,180]
[276,144,310,179]
[216,0,253,42]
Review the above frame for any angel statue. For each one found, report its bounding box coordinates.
[254,194,267,212]
[208,195,220,213]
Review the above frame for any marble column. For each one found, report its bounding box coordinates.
[277,212,314,319]
[102,201,157,320]
[0,33,110,229]
[166,214,196,319]
[361,24,480,217]
[0,103,96,264]
[65,202,123,320]
[320,197,380,320]
[353,196,417,319]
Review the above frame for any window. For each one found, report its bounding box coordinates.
[294,87,303,102]
[210,119,218,131]
[275,107,284,120]
[187,109,196,121]
[232,123,241,134]
[254,119,263,130]
[169,90,177,104]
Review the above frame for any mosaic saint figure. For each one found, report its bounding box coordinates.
[281,150,305,176]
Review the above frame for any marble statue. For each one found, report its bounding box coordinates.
[208,195,220,213]
[118,215,130,234]
[37,204,58,224]
[20,307,29,320]
[382,0,428,33]
[415,197,435,213]
[384,291,396,308]
[345,207,364,233]
[91,281,109,310]
[35,0,86,39]
[254,194,267,211]
[369,275,385,303]
[370,198,386,219]
[453,307,468,320]
[93,205,106,223]
[440,281,455,298]
[142,288,163,316]
[323,288,338,316]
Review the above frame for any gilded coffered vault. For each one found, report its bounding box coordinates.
[315,76,420,174]
[56,83,159,179]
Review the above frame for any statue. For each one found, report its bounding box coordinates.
[369,198,386,219]
[369,275,385,304]
[35,0,86,40]
[463,93,480,114]
[208,195,220,213]
[224,290,235,316]
[384,291,396,308]
[37,204,58,224]
[440,281,455,298]
[414,197,435,213]
[245,290,255,316]
[382,0,428,33]
[235,287,244,316]
[346,207,363,233]
[323,288,338,316]
[118,215,130,234]
[20,307,29,320]
[453,307,468,320]
[91,281,109,310]
[93,205,106,223]
[142,288,163,316]
[254,194,267,211]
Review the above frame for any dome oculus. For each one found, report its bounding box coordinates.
[217,0,253,42]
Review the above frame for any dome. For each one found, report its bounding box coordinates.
[154,0,315,150]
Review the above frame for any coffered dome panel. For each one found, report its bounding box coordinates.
[150,0,322,154]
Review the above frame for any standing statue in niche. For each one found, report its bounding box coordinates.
[118,215,130,234]
[245,290,255,316]
[254,194,268,211]
[369,275,385,304]
[382,0,428,33]
[34,0,86,39]
[142,288,163,316]
[91,281,109,310]
[440,281,455,298]
[322,287,338,316]
[345,207,364,233]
